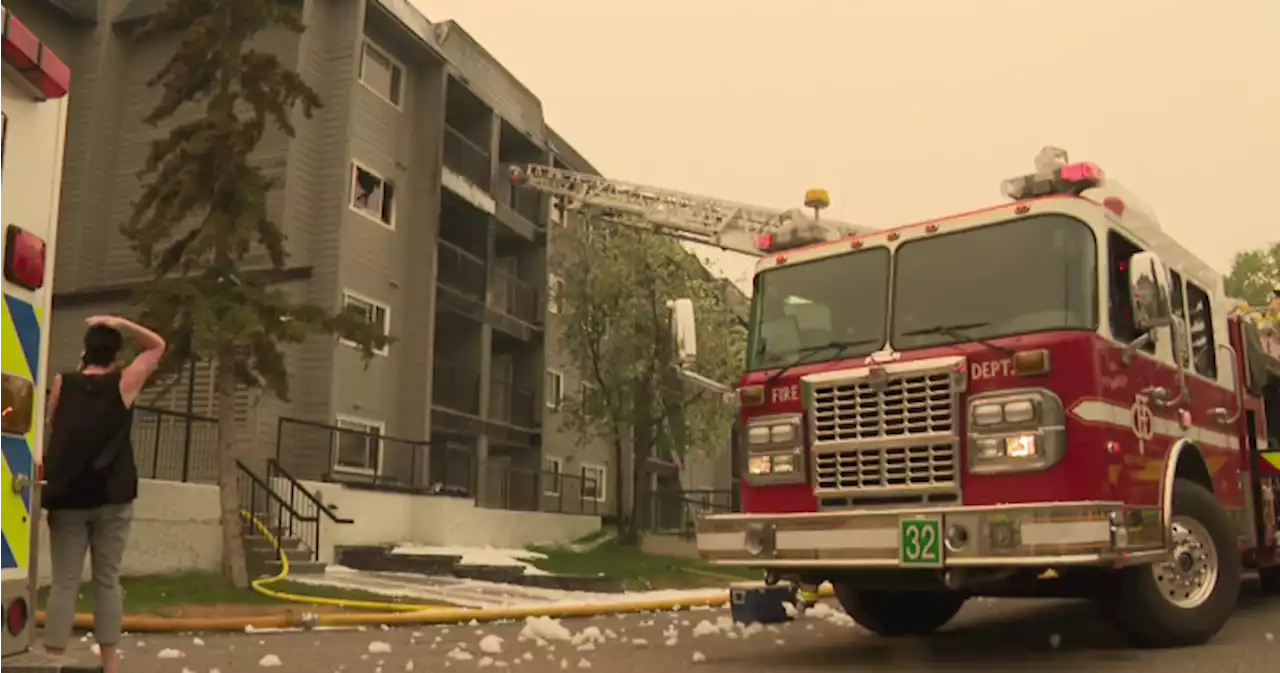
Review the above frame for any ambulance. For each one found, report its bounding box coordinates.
[2,3,74,668]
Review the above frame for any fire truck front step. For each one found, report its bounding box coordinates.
[0,647,102,672]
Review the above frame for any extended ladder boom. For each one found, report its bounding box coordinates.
[509,164,872,256]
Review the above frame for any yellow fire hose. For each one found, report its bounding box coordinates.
[36,511,834,632]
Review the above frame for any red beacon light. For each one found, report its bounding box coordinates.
[1001,146,1106,201]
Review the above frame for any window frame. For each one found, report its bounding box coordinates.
[543,456,563,496]
[358,39,405,109]
[332,414,386,475]
[580,463,607,503]
[544,369,564,409]
[349,160,396,228]
[1182,279,1219,381]
[340,290,391,355]
[1106,229,1155,354]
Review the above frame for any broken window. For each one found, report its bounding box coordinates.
[350,164,395,226]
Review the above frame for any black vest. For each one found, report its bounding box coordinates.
[43,372,138,510]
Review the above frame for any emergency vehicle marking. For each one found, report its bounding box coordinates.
[1130,394,1155,455]
[771,384,800,404]
[970,358,1014,381]
[1068,398,1239,452]
[0,292,42,571]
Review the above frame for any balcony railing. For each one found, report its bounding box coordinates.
[274,417,476,496]
[489,270,539,324]
[437,240,486,301]
[433,362,481,416]
[443,125,492,189]
[488,377,538,428]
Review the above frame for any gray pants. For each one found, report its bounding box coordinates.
[43,503,133,649]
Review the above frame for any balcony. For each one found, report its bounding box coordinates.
[489,270,539,325]
[432,362,480,416]
[437,240,486,301]
[443,125,492,191]
[488,377,538,429]
[493,177,543,240]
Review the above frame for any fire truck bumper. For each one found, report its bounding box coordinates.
[696,502,1166,569]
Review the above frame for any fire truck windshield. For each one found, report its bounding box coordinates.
[747,248,890,371]
[892,214,1097,349]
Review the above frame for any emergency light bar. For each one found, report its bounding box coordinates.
[1001,146,1105,201]
[1,8,71,100]
[754,219,850,254]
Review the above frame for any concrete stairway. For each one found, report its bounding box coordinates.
[244,533,329,578]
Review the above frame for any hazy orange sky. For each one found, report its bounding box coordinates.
[415,0,1277,290]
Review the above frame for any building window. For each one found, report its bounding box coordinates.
[581,463,607,502]
[334,415,384,473]
[543,457,562,496]
[547,274,565,314]
[544,369,564,409]
[341,291,391,355]
[350,162,395,227]
[359,40,403,107]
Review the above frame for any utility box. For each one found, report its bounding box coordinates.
[729,582,797,625]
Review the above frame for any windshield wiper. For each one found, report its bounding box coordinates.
[764,339,879,385]
[900,321,1015,356]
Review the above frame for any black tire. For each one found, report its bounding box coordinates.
[833,584,966,637]
[1102,478,1242,648]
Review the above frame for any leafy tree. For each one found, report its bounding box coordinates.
[1224,241,1279,308]
[127,1,390,587]
[551,216,744,542]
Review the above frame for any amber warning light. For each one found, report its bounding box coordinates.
[4,225,46,290]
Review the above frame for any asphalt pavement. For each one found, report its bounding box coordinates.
[42,578,1279,673]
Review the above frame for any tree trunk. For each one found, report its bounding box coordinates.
[216,357,249,589]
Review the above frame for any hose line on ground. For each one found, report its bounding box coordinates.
[35,512,835,632]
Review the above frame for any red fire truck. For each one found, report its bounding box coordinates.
[691,148,1280,648]
[515,147,1280,649]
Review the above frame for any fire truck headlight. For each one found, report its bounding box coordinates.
[748,455,773,475]
[742,415,806,484]
[968,390,1066,474]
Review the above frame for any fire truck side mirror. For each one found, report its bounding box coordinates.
[1128,251,1174,333]
[668,298,699,365]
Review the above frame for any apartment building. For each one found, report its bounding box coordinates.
[16,0,732,522]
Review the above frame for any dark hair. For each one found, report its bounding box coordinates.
[82,325,124,367]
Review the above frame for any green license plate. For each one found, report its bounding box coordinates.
[899,517,943,567]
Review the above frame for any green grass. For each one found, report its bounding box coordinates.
[37,571,409,615]
[527,538,758,591]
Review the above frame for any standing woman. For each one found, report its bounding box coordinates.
[41,315,165,673]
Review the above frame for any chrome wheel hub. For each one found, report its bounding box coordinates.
[1151,516,1219,609]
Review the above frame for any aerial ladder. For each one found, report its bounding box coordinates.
[507,164,875,255]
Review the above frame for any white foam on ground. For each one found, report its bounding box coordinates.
[287,566,725,611]
[391,545,551,575]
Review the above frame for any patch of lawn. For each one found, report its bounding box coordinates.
[37,571,412,615]
[528,539,759,591]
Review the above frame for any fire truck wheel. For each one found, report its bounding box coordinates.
[833,585,967,637]
[1104,478,1243,648]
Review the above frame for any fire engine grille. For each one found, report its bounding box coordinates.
[810,370,956,442]
[814,443,958,491]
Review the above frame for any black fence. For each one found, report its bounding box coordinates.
[482,462,601,516]
[275,417,475,496]
[132,405,219,483]
[433,362,481,415]
[488,377,538,428]
[490,271,539,324]
[437,240,487,301]
[642,488,735,535]
[443,125,492,189]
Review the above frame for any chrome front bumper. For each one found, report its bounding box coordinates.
[697,502,1166,569]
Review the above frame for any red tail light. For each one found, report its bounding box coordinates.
[4,225,46,290]
[5,596,28,635]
